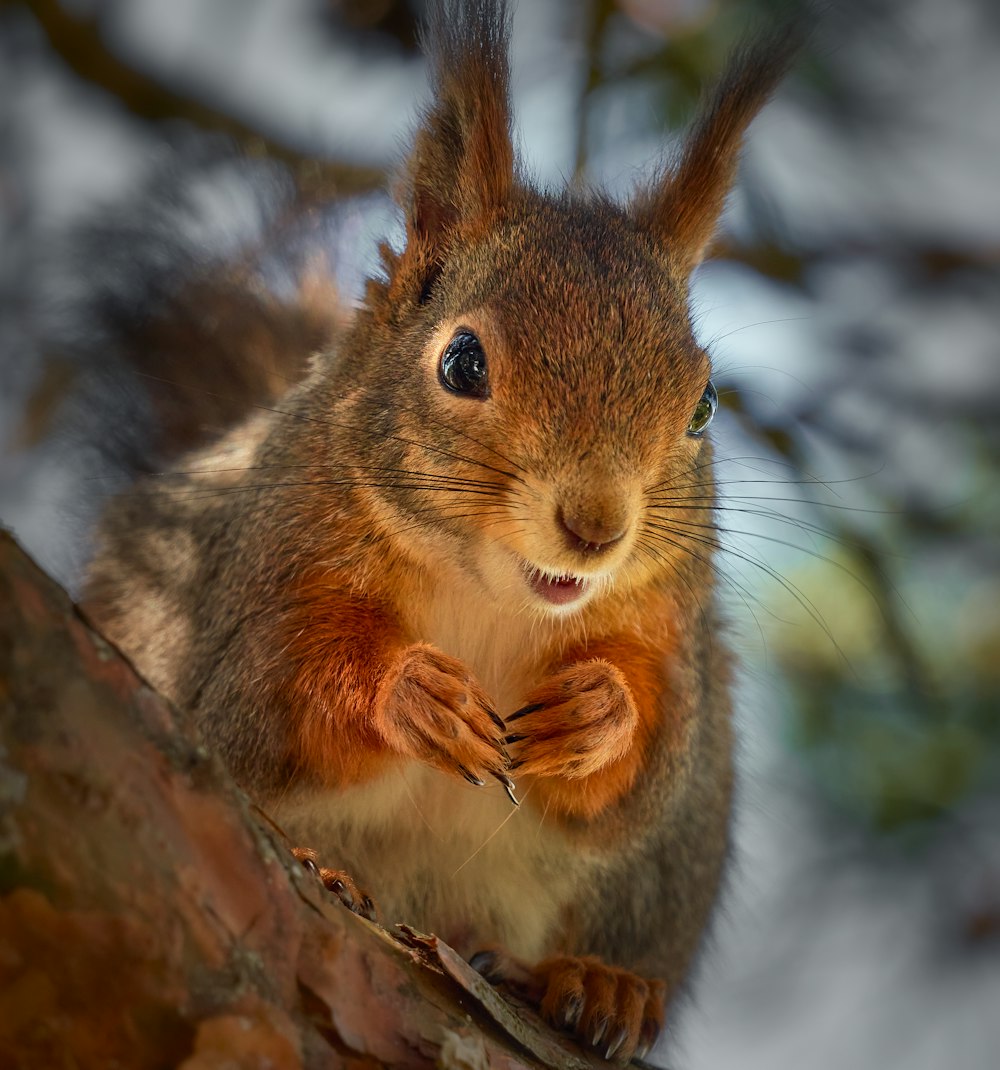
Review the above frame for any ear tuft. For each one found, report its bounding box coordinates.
[401,0,515,268]
[637,18,807,273]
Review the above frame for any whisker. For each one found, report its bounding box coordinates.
[355,506,520,552]
[390,396,529,477]
[650,493,903,520]
[399,766,443,842]
[137,478,508,506]
[654,511,890,606]
[103,460,508,493]
[640,522,847,661]
[704,315,813,346]
[134,371,527,485]
[651,503,870,552]
[452,785,531,878]
[633,528,768,647]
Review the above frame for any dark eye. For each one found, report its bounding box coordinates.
[439,330,489,398]
[687,380,717,436]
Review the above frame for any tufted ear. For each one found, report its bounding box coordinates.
[635,23,804,273]
[396,0,515,299]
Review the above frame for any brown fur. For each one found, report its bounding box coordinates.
[639,20,805,270]
[83,1,797,1060]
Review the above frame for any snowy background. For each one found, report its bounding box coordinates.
[1,1,999,1067]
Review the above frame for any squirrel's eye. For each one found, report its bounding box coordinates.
[439,330,489,398]
[687,380,718,436]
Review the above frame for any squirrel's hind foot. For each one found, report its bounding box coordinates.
[470,947,664,1063]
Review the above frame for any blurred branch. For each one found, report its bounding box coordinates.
[711,237,1000,289]
[572,0,615,184]
[719,386,801,460]
[849,537,941,714]
[710,236,810,286]
[9,0,386,199]
[327,0,419,51]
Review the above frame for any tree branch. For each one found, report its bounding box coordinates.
[11,0,385,199]
[0,531,617,1069]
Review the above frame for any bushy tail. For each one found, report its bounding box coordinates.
[38,140,349,477]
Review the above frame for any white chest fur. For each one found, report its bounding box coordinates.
[277,764,588,960]
[407,565,562,715]
[276,572,596,959]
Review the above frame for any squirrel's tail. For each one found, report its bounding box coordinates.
[39,139,349,478]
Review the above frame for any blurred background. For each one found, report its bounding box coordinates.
[1,0,998,1066]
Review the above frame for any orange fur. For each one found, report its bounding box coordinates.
[374,643,507,783]
[638,22,804,270]
[281,571,401,787]
[474,948,665,1063]
[282,571,508,789]
[514,629,680,822]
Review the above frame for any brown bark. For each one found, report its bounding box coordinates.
[0,531,610,1070]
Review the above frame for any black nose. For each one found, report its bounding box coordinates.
[557,506,627,556]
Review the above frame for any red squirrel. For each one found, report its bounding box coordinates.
[83,0,800,1060]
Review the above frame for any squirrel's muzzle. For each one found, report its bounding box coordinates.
[556,504,627,557]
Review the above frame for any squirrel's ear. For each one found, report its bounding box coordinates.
[397,0,514,293]
[636,25,803,273]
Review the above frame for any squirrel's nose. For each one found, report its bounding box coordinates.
[557,505,627,556]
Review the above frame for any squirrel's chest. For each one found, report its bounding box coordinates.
[276,767,592,960]
[405,581,552,715]
[275,573,595,955]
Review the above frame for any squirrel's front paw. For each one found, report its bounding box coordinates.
[506,660,638,779]
[376,644,514,797]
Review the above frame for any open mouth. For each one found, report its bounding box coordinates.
[523,565,591,607]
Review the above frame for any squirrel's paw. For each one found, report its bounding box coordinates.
[471,948,664,1062]
[506,660,638,779]
[376,644,514,796]
[292,847,378,923]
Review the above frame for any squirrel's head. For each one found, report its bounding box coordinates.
[340,0,800,617]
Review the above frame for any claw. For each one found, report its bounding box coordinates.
[561,994,584,1030]
[469,950,500,979]
[493,771,519,805]
[459,765,486,787]
[589,1016,609,1047]
[507,701,544,722]
[485,706,507,731]
[605,1027,628,1061]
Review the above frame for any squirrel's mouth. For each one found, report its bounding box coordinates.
[523,564,590,607]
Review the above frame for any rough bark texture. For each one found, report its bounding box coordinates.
[0,531,615,1070]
